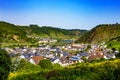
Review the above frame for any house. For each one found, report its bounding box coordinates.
[71,43,82,48]
[88,51,104,61]
[39,46,46,50]
[29,56,44,64]
[38,38,49,43]
[77,52,89,58]
[59,56,69,64]
[51,58,62,65]
[69,56,83,63]
[49,39,57,43]
[63,51,69,57]
[20,55,25,59]
[20,53,31,59]
[103,53,116,59]
[44,54,54,58]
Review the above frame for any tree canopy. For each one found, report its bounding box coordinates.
[38,59,52,69]
[0,49,11,80]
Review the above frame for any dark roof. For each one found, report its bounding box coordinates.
[77,52,89,57]
[50,58,58,62]
[59,56,69,63]
[69,56,80,61]
[22,54,31,59]
[63,52,69,56]
[104,53,115,59]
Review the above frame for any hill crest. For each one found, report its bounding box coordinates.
[76,23,120,43]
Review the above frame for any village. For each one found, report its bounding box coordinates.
[4,38,118,66]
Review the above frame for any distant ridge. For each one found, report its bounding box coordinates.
[0,21,87,43]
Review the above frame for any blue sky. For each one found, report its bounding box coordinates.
[0,0,120,30]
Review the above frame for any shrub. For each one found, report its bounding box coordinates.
[38,59,52,69]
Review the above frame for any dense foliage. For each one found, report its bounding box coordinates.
[76,23,120,43]
[8,59,120,80]
[38,59,52,69]
[106,37,120,57]
[46,59,120,80]
[107,36,120,49]
[0,49,11,80]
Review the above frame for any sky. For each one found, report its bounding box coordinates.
[0,0,120,30]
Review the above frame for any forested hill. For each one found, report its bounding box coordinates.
[0,21,27,42]
[76,23,120,43]
[0,21,87,43]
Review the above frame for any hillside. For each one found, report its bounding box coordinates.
[0,21,28,43]
[0,21,87,47]
[68,29,88,37]
[76,23,120,43]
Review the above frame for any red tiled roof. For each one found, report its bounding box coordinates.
[32,56,44,64]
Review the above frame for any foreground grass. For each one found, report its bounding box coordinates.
[9,59,120,80]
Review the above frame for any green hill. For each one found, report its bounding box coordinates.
[0,21,87,47]
[76,23,120,43]
[0,21,28,43]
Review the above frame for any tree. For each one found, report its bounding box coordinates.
[38,59,52,69]
[0,49,11,80]
[112,48,116,52]
[17,59,28,70]
[11,58,26,72]
[116,48,120,58]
